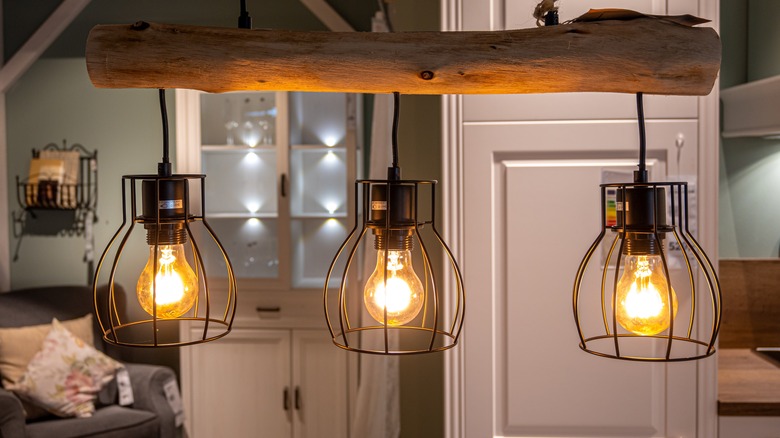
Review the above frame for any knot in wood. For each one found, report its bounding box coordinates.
[420,71,434,80]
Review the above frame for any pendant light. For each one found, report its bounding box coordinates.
[572,93,721,361]
[93,89,237,347]
[324,92,465,354]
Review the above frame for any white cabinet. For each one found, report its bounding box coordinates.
[185,329,292,437]
[442,0,719,437]
[183,328,348,438]
[175,90,358,437]
[292,330,350,438]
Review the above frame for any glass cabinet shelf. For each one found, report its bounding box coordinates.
[202,145,278,152]
[208,212,278,219]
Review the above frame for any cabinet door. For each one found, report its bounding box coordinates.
[461,120,700,437]
[292,329,350,438]
[459,0,700,121]
[288,92,356,290]
[186,329,292,438]
[176,90,291,290]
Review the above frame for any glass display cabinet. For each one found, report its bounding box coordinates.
[175,89,359,438]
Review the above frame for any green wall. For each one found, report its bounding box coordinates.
[7,59,170,290]
[720,0,780,258]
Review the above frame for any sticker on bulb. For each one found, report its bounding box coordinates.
[372,201,387,211]
[158,200,183,209]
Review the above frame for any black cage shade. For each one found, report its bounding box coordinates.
[93,174,236,347]
[324,179,465,355]
[572,181,721,361]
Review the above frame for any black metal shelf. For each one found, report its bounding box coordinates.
[12,140,98,260]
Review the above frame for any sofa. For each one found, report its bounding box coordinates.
[0,285,180,438]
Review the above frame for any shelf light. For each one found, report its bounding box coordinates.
[324,201,340,215]
[243,151,260,165]
[245,201,261,214]
[321,133,342,147]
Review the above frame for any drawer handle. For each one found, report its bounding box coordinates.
[294,386,301,410]
[256,306,281,313]
[280,173,288,198]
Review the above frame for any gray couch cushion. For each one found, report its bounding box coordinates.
[26,405,159,438]
[0,285,117,352]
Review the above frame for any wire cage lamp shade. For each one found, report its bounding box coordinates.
[93,174,237,347]
[93,90,236,347]
[572,94,721,362]
[324,178,465,355]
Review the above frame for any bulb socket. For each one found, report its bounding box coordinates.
[615,186,669,232]
[367,184,415,229]
[142,179,186,221]
[622,233,662,255]
[144,223,188,245]
[373,230,414,251]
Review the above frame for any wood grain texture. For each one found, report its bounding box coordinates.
[85,18,720,95]
[718,349,780,416]
[719,259,780,349]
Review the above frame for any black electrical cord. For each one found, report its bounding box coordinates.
[635,92,647,183]
[158,89,172,176]
[238,0,251,29]
[391,91,400,169]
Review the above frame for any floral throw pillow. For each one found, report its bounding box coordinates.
[7,318,123,418]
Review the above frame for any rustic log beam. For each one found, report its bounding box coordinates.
[86,18,720,96]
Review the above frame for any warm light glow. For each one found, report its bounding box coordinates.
[137,244,198,319]
[247,217,260,226]
[364,249,424,325]
[615,254,678,336]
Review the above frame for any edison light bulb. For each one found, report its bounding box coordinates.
[615,254,678,336]
[137,244,198,319]
[364,249,424,326]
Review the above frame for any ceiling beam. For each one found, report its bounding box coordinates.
[0,0,91,92]
[85,17,720,96]
[300,0,354,32]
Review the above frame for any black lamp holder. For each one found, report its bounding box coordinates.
[366,92,417,252]
[140,89,187,246]
[238,0,251,29]
[614,92,670,256]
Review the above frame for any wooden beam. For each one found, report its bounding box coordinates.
[0,0,91,92]
[86,17,720,96]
